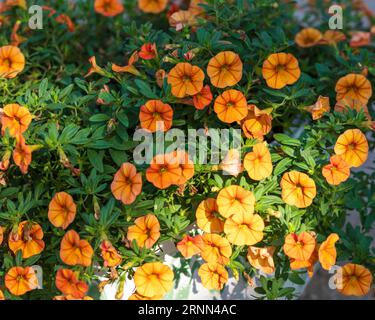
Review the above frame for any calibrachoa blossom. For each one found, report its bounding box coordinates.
[94,0,124,17]
[134,262,174,298]
[139,100,173,132]
[0,45,25,78]
[335,74,372,104]
[111,162,142,204]
[198,263,228,290]
[127,214,160,249]
[5,266,38,296]
[60,230,94,267]
[48,192,77,229]
[1,104,31,138]
[318,233,339,271]
[240,104,272,140]
[8,221,45,259]
[207,51,243,88]
[100,240,122,267]
[322,155,350,186]
[262,53,301,89]
[213,89,248,123]
[177,235,203,258]
[55,269,89,298]
[138,0,167,14]
[336,264,373,296]
[243,142,273,181]
[196,198,224,233]
[200,233,232,265]
[247,247,275,274]
[167,62,204,98]
[295,28,322,47]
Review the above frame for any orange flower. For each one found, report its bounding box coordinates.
[305,96,330,120]
[0,45,25,78]
[196,198,224,233]
[85,56,105,77]
[146,153,182,189]
[53,295,93,300]
[240,104,272,140]
[198,263,228,291]
[201,233,232,265]
[173,150,195,185]
[60,230,94,267]
[48,192,77,230]
[216,185,255,219]
[219,149,243,177]
[290,244,319,278]
[94,0,124,17]
[320,30,346,45]
[155,69,166,88]
[349,31,371,48]
[318,233,339,270]
[295,28,322,48]
[193,85,213,110]
[177,235,203,258]
[112,51,140,76]
[111,162,142,205]
[128,292,163,300]
[169,10,196,31]
[10,21,27,47]
[127,214,160,249]
[139,43,157,60]
[224,213,264,246]
[207,51,243,88]
[213,89,248,123]
[335,74,372,104]
[0,289,4,300]
[167,62,204,98]
[322,155,350,186]
[5,266,38,296]
[243,142,273,181]
[280,171,316,208]
[247,247,275,274]
[55,269,88,298]
[55,14,75,32]
[1,104,32,138]
[334,129,368,168]
[336,263,373,296]
[0,225,3,245]
[283,232,316,261]
[138,0,168,14]
[134,262,174,298]
[262,52,301,89]
[12,138,32,174]
[8,221,45,258]
[189,0,207,16]
[139,100,173,132]
[100,240,122,267]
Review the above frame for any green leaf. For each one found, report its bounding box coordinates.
[273,158,293,175]
[274,134,301,147]
[90,114,111,122]
[87,149,104,172]
[135,79,158,99]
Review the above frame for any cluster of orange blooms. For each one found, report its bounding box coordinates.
[0,0,374,300]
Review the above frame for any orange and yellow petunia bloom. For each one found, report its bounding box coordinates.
[224,213,264,246]
[60,230,94,267]
[240,104,272,140]
[247,246,275,274]
[334,129,368,168]
[1,103,32,139]
[295,28,322,47]
[322,155,350,185]
[100,240,123,267]
[167,62,204,98]
[201,233,232,265]
[280,171,316,208]
[336,263,373,296]
[335,74,372,105]
[8,221,45,259]
[177,235,203,258]
[134,262,174,298]
[193,85,213,110]
[216,185,256,219]
[55,269,88,298]
[94,0,124,17]
[146,153,182,189]
[262,53,301,89]
[214,89,248,123]
[127,214,160,249]
[318,233,339,271]
[139,100,173,132]
[5,266,38,296]
[138,0,167,14]
[283,232,316,261]
[111,162,142,205]
[48,192,77,229]
[0,45,25,78]
[207,51,243,88]
[196,198,224,234]
[243,142,273,181]
[198,262,228,291]
[305,96,330,120]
